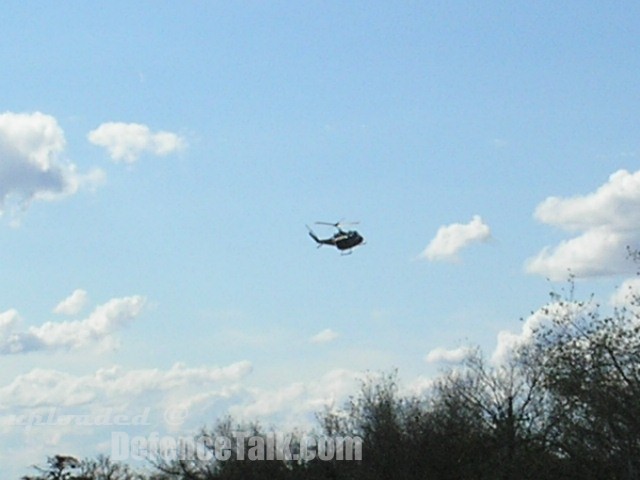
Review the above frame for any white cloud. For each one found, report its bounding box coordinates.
[310,328,339,344]
[228,368,361,428]
[0,309,20,340]
[0,368,96,408]
[88,122,186,163]
[527,169,640,280]
[305,368,361,412]
[92,361,253,400]
[420,215,491,262]
[53,289,89,316]
[491,301,594,365]
[403,376,436,397]
[492,138,508,148]
[424,346,470,364]
[0,361,254,420]
[234,383,307,419]
[610,277,640,311]
[0,362,361,475]
[0,295,146,355]
[0,111,104,217]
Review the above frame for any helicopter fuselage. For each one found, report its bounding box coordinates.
[308,227,364,252]
[332,231,364,250]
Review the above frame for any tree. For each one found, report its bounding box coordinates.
[151,416,305,480]
[22,456,81,480]
[524,275,640,479]
[316,370,417,480]
[429,348,563,480]
[22,455,144,480]
[24,250,640,479]
[77,455,146,480]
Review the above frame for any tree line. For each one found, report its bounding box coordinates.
[22,274,640,480]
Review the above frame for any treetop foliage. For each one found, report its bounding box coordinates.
[23,251,640,480]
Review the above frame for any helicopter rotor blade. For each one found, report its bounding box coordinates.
[315,220,360,228]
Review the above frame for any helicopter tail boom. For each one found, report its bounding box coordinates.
[306,226,325,247]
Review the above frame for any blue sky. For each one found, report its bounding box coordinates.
[2,1,640,475]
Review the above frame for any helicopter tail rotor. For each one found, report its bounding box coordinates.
[306,225,323,247]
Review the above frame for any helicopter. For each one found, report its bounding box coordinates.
[307,221,365,254]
